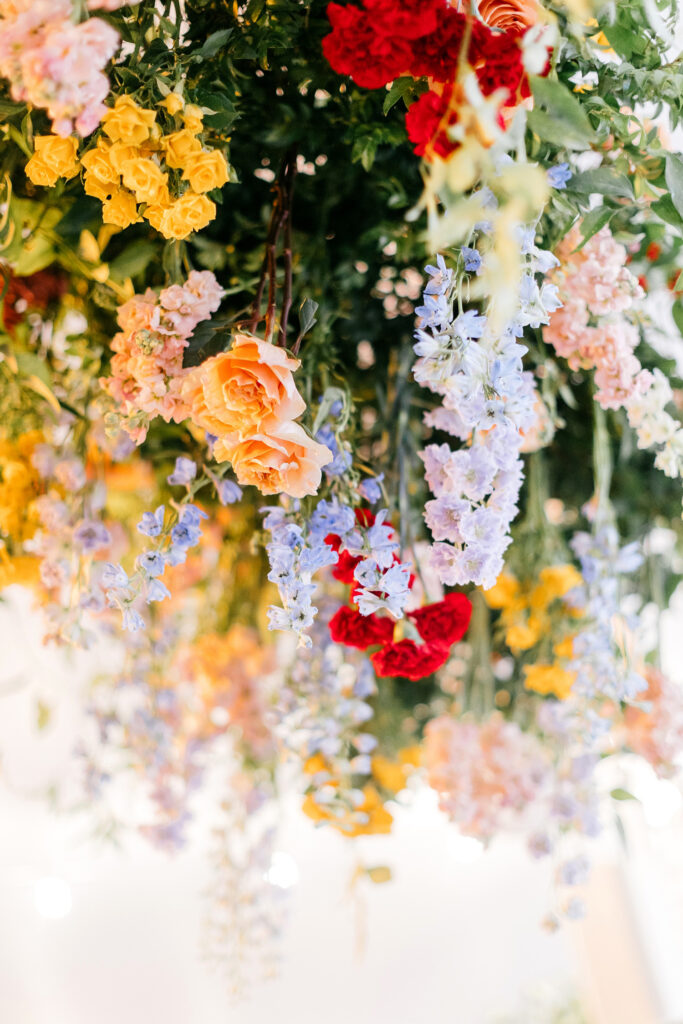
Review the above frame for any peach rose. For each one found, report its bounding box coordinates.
[478,0,539,34]
[223,421,332,498]
[183,335,306,440]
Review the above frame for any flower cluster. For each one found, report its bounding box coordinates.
[626,368,683,485]
[99,270,224,443]
[484,565,583,700]
[543,225,650,410]
[183,336,332,498]
[322,0,540,161]
[416,228,561,590]
[27,93,230,236]
[330,582,472,682]
[624,666,683,779]
[0,1,119,136]
[567,526,646,702]
[425,712,550,841]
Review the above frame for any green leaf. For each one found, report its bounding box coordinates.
[665,153,683,219]
[576,205,614,246]
[0,98,25,120]
[651,194,683,229]
[183,315,233,368]
[569,167,633,199]
[672,300,683,338]
[109,240,158,282]
[197,29,232,59]
[610,788,637,802]
[15,351,51,386]
[298,298,318,338]
[528,76,596,150]
[383,77,422,115]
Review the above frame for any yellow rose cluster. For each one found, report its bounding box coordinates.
[0,431,45,591]
[26,94,230,240]
[484,564,583,700]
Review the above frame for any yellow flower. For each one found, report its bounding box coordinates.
[101,188,139,229]
[371,756,408,794]
[83,172,113,201]
[160,93,184,115]
[181,104,204,135]
[121,157,168,204]
[553,634,575,660]
[303,753,329,776]
[505,619,541,652]
[399,745,422,767]
[181,149,229,193]
[483,572,520,610]
[107,142,141,175]
[81,144,119,185]
[523,663,575,700]
[0,554,41,591]
[530,564,582,609]
[26,135,79,186]
[303,785,393,837]
[156,191,216,239]
[161,129,202,169]
[102,96,157,145]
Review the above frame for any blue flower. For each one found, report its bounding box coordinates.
[122,607,146,632]
[180,504,208,527]
[101,562,129,590]
[547,163,572,190]
[136,551,166,577]
[461,247,482,274]
[359,474,384,504]
[137,505,165,538]
[147,579,171,603]
[73,520,111,552]
[215,479,243,505]
[171,521,201,548]
[167,457,197,487]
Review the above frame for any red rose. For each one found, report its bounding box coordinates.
[329,605,395,650]
[405,87,458,159]
[365,0,441,40]
[371,639,450,680]
[408,591,472,646]
[472,35,529,107]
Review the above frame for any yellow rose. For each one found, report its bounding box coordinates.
[182,149,229,193]
[25,155,59,187]
[160,93,184,115]
[181,104,204,135]
[101,188,139,229]
[102,96,157,145]
[29,135,79,181]
[83,172,114,200]
[161,129,202,169]
[107,142,141,175]
[121,157,168,204]
[81,144,118,185]
[159,191,216,239]
[523,663,575,700]
[143,202,171,234]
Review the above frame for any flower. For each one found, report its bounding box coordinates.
[26,135,79,186]
[167,457,197,487]
[162,129,203,169]
[523,663,575,700]
[407,591,472,646]
[328,605,395,649]
[478,0,540,35]
[182,150,230,193]
[371,639,450,680]
[183,335,306,451]
[547,162,572,189]
[153,191,216,240]
[102,96,157,145]
[121,158,168,205]
[101,188,139,228]
[226,422,332,498]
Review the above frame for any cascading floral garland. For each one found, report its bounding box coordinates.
[2,0,683,991]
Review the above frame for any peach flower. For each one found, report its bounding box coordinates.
[183,334,306,441]
[477,0,539,34]
[225,421,332,498]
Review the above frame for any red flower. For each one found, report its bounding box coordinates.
[322,2,413,89]
[329,605,395,650]
[365,0,442,40]
[646,242,661,261]
[473,34,528,107]
[371,639,450,680]
[408,7,485,81]
[2,268,66,332]
[405,87,458,159]
[408,591,472,646]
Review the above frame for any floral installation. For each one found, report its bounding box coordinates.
[2,0,683,997]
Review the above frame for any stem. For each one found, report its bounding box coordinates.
[278,159,296,347]
[593,401,614,525]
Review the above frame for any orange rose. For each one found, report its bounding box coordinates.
[183,335,306,441]
[478,0,539,33]
[222,421,332,498]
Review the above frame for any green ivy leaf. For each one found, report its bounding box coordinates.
[528,76,596,150]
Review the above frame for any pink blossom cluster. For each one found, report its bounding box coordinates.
[424,713,549,840]
[543,226,651,410]
[0,0,119,136]
[624,666,683,779]
[100,271,225,444]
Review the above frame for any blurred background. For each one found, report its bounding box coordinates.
[1,586,683,1024]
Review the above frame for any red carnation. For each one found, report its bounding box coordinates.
[322,2,413,89]
[472,34,529,107]
[329,605,395,650]
[365,0,441,40]
[408,591,472,646]
[405,87,458,159]
[407,7,485,82]
[371,639,450,680]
